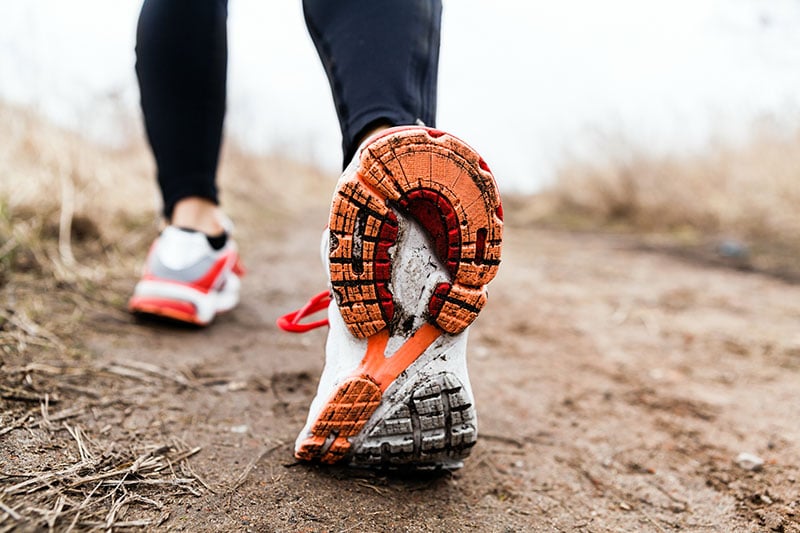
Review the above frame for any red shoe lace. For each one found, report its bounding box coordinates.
[277,291,331,333]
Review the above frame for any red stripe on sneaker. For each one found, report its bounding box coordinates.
[141,251,239,294]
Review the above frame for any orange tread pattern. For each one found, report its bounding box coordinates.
[329,126,503,337]
[294,377,382,464]
[329,179,398,338]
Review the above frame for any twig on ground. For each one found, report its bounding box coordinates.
[0,500,21,521]
[65,480,104,533]
[480,433,526,448]
[128,494,163,510]
[168,446,202,465]
[640,508,668,533]
[3,462,88,496]
[0,407,38,437]
[64,423,94,463]
[99,361,195,389]
[0,310,65,354]
[25,405,85,433]
[44,494,66,531]
[645,478,689,510]
[99,364,160,384]
[104,493,131,532]
[0,385,46,403]
[179,457,214,495]
[40,394,52,429]
[113,360,195,388]
[228,441,284,493]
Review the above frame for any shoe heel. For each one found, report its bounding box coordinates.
[329,126,503,338]
[351,372,477,469]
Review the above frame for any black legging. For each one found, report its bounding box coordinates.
[135,0,442,219]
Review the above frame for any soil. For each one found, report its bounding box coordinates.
[3,197,800,532]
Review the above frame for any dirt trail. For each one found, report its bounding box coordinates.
[4,203,800,531]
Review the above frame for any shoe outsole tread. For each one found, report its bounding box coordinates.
[296,127,502,468]
[351,372,477,468]
[294,377,383,464]
[329,127,503,338]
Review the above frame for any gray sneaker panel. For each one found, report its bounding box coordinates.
[147,253,220,283]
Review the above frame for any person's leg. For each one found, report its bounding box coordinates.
[302,0,442,166]
[136,0,229,234]
[130,0,243,326]
[291,1,504,468]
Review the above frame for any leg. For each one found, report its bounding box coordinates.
[303,0,443,165]
[290,1,504,468]
[130,0,243,326]
[136,0,228,231]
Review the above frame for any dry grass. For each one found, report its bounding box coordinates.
[0,99,331,352]
[0,100,331,530]
[509,121,800,280]
[0,102,330,284]
[526,124,800,236]
[0,360,212,531]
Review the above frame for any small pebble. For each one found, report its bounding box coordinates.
[764,513,784,531]
[717,239,749,259]
[736,452,765,471]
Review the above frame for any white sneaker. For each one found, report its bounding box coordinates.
[129,225,244,326]
[280,126,503,469]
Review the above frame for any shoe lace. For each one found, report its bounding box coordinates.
[277,291,331,333]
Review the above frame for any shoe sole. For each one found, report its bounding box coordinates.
[129,295,208,325]
[129,275,241,326]
[350,370,478,469]
[295,126,503,467]
[330,126,503,337]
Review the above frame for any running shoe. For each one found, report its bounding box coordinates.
[281,126,503,469]
[129,225,244,326]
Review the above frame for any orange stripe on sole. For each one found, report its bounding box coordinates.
[129,296,204,325]
[295,377,382,464]
[294,324,442,464]
[356,324,441,393]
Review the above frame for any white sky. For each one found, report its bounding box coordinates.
[1,0,799,192]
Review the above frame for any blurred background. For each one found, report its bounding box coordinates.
[2,0,800,284]
[2,0,800,192]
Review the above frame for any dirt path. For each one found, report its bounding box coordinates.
[4,205,800,531]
